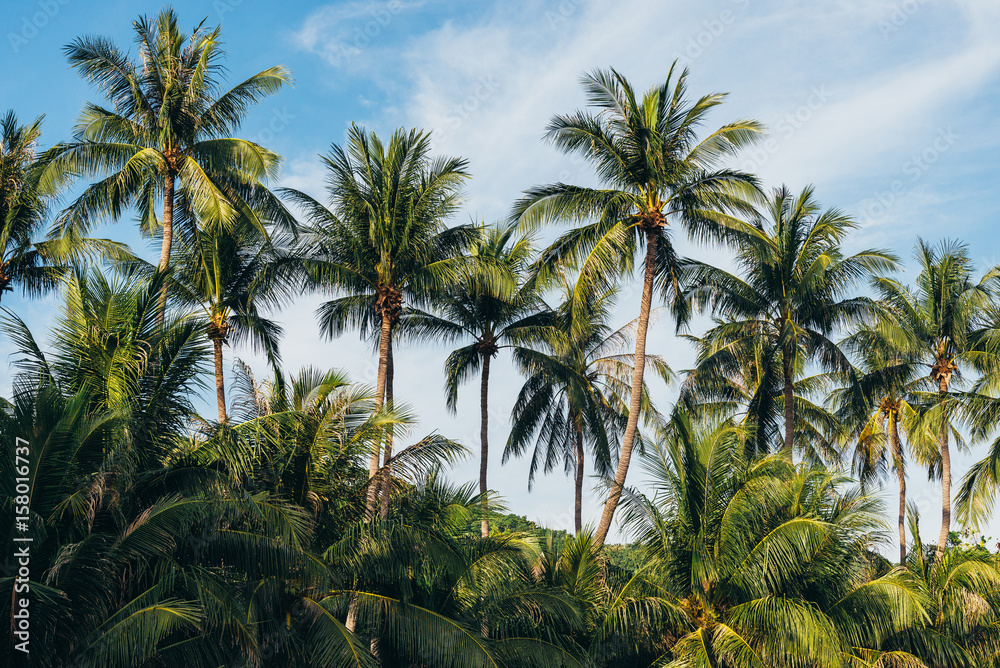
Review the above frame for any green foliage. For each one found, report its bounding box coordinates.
[5,23,1000,667]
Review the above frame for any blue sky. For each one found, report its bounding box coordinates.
[3,0,1000,547]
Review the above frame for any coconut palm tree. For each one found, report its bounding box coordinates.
[679,321,840,462]
[681,185,897,460]
[532,529,671,666]
[229,362,393,518]
[3,266,211,469]
[618,411,929,668]
[871,239,999,558]
[0,270,328,668]
[512,64,763,546]
[403,224,552,536]
[280,124,473,517]
[169,220,299,422]
[0,110,128,307]
[894,510,1000,667]
[44,8,293,318]
[505,276,671,534]
[324,474,584,667]
[830,324,929,564]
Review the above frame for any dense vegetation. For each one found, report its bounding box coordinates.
[4,8,1000,667]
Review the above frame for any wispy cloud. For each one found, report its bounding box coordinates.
[291,0,427,69]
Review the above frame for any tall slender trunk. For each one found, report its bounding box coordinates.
[594,229,657,547]
[479,353,491,538]
[782,348,794,458]
[936,375,951,558]
[156,172,175,327]
[379,338,394,518]
[365,312,392,519]
[213,337,226,423]
[478,352,493,642]
[349,312,392,636]
[889,413,906,563]
[574,418,584,535]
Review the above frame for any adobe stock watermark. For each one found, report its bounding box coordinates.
[859,127,959,224]
[213,0,243,18]
[877,0,929,39]
[247,107,296,146]
[434,75,502,143]
[546,0,583,30]
[8,0,71,53]
[314,1,407,68]
[740,85,834,172]
[674,0,751,65]
[11,436,32,654]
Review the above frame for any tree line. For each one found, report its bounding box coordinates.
[3,8,1000,667]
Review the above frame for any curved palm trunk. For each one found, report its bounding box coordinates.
[574,419,585,534]
[594,229,657,547]
[479,353,491,538]
[782,349,794,458]
[156,173,175,326]
[379,339,394,519]
[213,337,226,423]
[936,375,951,559]
[889,414,906,563]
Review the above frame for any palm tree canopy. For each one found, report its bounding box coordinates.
[168,217,300,366]
[619,412,929,668]
[397,224,553,409]
[42,8,294,239]
[512,64,763,302]
[0,110,130,304]
[505,278,671,485]
[281,124,475,341]
[681,185,898,458]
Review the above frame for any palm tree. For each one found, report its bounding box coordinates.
[281,125,472,517]
[3,266,210,464]
[0,269,324,667]
[0,110,127,307]
[229,362,390,515]
[324,474,584,667]
[679,322,840,462]
[403,224,551,537]
[505,276,670,534]
[618,411,929,668]
[896,510,1000,667]
[872,239,998,557]
[532,529,671,666]
[170,220,299,422]
[682,185,897,460]
[830,324,929,563]
[44,8,293,317]
[512,65,763,546]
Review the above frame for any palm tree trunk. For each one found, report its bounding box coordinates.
[478,354,492,644]
[213,337,226,423]
[782,348,794,458]
[936,376,951,559]
[156,172,175,326]
[365,311,392,519]
[594,229,657,547]
[349,312,392,636]
[379,337,395,519]
[479,353,491,538]
[890,414,906,563]
[574,419,585,535]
